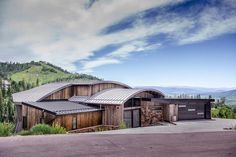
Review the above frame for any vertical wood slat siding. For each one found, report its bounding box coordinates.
[22,105,55,129]
[102,105,123,126]
[44,86,73,100]
[43,83,129,101]
[54,111,102,131]
[92,84,128,95]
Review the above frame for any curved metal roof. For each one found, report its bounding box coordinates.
[23,101,100,115]
[13,80,131,102]
[84,88,165,105]
[13,82,71,102]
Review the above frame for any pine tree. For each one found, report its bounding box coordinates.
[0,88,3,122]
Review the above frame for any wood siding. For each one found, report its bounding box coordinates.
[54,111,102,131]
[43,83,128,100]
[91,83,128,95]
[44,86,73,100]
[102,105,123,126]
[22,104,56,130]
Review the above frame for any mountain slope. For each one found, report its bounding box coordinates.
[0,61,100,85]
[10,62,71,84]
[209,90,236,98]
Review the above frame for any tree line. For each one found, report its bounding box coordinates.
[0,79,38,123]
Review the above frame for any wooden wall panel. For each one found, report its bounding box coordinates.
[135,91,163,99]
[44,87,73,100]
[54,111,102,131]
[102,105,123,126]
[43,83,129,100]
[22,105,55,130]
[91,83,128,95]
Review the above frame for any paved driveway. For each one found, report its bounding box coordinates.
[0,132,236,157]
[91,118,236,134]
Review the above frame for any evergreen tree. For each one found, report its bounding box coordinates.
[0,87,3,122]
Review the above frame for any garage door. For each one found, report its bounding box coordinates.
[178,104,205,120]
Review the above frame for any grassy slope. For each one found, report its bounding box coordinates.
[10,62,72,84]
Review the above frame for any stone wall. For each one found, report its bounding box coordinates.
[141,101,163,127]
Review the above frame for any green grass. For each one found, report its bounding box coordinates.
[11,63,71,85]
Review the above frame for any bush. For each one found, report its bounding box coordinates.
[51,123,66,134]
[19,123,66,136]
[211,108,219,118]
[31,124,53,135]
[119,121,127,129]
[0,123,14,137]
[212,105,236,119]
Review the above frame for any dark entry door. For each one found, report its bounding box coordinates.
[178,104,205,120]
[124,109,140,128]
[124,110,132,128]
[133,109,140,128]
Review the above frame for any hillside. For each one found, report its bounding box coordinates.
[209,90,236,98]
[0,61,100,85]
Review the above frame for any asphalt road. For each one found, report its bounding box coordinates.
[0,131,236,157]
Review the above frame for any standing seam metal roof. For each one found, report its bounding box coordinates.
[23,101,100,115]
[13,80,131,102]
[84,88,164,105]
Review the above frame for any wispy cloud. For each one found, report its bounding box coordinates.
[0,0,236,72]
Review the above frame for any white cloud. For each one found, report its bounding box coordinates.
[178,6,236,45]
[0,0,181,71]
[80,57,120,73]
[0,0,236,72]
[80,40,162,72]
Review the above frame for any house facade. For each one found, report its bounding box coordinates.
[13,80,213,131]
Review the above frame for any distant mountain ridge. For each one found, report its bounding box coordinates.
[137,86,236,95]
[138,86,236,106]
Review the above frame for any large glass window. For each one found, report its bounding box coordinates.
[124,98,141,108]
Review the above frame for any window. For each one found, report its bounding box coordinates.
[72,116,77,130]
[23,116,27,129]
[124,98,141,108]
[188,109,196,112]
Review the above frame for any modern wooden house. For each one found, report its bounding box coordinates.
[13,80,214,131]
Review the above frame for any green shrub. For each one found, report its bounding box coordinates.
[18,130,33,136]
[19,123,66,136]
[212,105,236,119]
[31,124,52,135]
[51,123,66,134]
[0,123,14,137]
[211,108,219,118]
[119,121,127,129]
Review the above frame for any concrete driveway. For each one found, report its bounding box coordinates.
[0,131,236,157]
[90,118,236,134]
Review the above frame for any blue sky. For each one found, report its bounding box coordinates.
[0,0,236,88]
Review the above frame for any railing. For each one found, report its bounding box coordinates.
[165,94,212,99]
